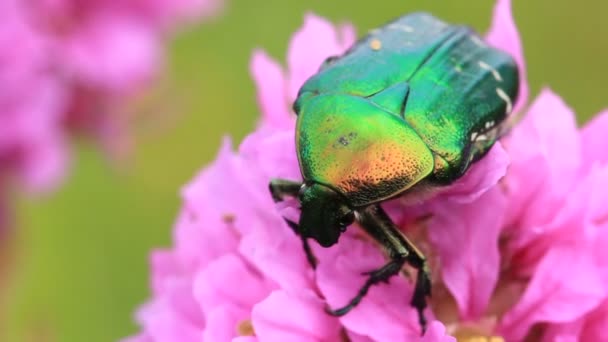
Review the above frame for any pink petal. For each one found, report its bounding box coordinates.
[286,14,355,100]
[542,318,585,342]
[485,0,528,113]
[251,289,342,341]
[173,206,240,272]
[421,321,457,342]
[503,88,580,233]
[498,245,606,341]
[187,134,311,293]
[232,337,258,342]
[175,140,247,269]
[578,300,608,341]
[133,298,203,342]
[586,165,608,281]
[238,129,300,182]
[147,252,207,330]
[239,230,314,293]
[429,187,506,320]
[59,14,161,93]
[182,138,261,237]
[149,268,204,328]
[581,109,608,171]
[541,299,608,342]
[501,153,549,231]
[316,235,423,340]
[438,142,510,203]
[520,89,580,178]
[343,331,375,342]
[19,132,68,192]
[1,73,68,193]
[149,250,180,295]
[507,165,599,274]
[203,306,249,342]
[594,221,608,289]
[193,254,273,317]
[237,132,311,278]
[249,50,292,129]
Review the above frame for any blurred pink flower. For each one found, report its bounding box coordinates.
[0,0,222,230]
[0,0,68,198]
[127,0,608,341]
[24,0,223,147]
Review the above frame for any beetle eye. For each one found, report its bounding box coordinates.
[338,211,355,231]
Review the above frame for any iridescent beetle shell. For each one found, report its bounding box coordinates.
[293,13,519,207]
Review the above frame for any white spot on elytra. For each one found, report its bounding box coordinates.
[496,88,513,114]
[471,132,478,141]
[476,134,489,141]
[478,61,503,82]
[389,23,414,32]
[400,24,414,32]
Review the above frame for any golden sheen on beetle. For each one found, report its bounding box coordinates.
[269,12,519,333]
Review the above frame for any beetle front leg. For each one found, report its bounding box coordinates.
[327,204,431,333]
[269,179,317,268]
[326,253,407,316]
[269,179,302,202]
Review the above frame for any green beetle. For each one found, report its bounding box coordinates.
[270,12,518,331]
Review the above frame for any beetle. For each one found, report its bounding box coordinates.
[269,12,519,332]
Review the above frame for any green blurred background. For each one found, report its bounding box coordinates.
[3,0,607,341]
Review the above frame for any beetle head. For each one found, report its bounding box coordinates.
[299,183,355,247]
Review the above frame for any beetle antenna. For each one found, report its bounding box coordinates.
[284,218,318,268]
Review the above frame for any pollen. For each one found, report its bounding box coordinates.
[449,323,505,342]
[458,337,504,342]
[236,319,256,336]
[370,38,382,50]
[222,213,236,223]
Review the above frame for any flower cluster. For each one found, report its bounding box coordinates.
[0,0,223,232]
[126,0,608,340]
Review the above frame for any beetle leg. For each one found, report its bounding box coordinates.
[327,205,430,334]
[269,178,302,202]
[326,253,407,316]
[268,179,317,268]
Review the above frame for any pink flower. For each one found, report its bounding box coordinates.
[0,0,222,232]
[0,0,67,192]
[22,0,223,146]
[127,0,608,341]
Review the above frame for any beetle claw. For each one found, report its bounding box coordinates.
[325,304,352,317]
